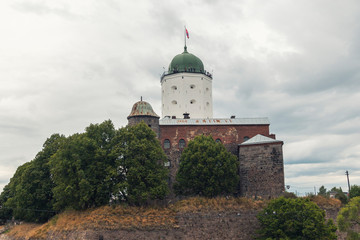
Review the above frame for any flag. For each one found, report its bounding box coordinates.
[186,28,189,39]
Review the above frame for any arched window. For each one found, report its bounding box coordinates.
[244,136,249,142]
[215,138,222,143]
[179,139,186,148]
[164,139,171,149]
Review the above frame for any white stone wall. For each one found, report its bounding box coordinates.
[161,72,213,118]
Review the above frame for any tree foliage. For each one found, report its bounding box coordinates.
[0,134,65,222]
[0,120,170,222]
[257,197,337,240]
[110,122,169,205]
[337,196,360,240]
[318,185,328,197]
[174,135,239,197]
[330,187,348,204]
[349,185,360,199]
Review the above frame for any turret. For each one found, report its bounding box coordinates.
[127,99,160,137]
[161,46,213,119]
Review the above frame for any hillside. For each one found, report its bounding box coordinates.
[0,196,342,240]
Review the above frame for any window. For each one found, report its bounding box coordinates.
[172,100,177,105]
[179,139,186,148]
[215,138,222,143]
[190,84,195,89]
[164,139,171,149]
[244,136,249,142]
[190,99,196,104]
[171,86,177,90]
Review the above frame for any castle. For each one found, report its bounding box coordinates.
[127,44,285,198]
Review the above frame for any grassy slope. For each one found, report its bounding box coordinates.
[3,196,340,239]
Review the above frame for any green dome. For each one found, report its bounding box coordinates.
[168,46,204,74]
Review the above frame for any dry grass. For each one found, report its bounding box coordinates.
[172,196,266,213]
[6,223,42,239]
[308,195,342,209]
[2,196,276,239]
[28,205,177,239]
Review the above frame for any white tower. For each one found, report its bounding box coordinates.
[161,46,213,119]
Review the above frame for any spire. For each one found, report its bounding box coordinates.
[184,45,188,53]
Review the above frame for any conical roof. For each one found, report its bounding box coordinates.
[128,100,159,119]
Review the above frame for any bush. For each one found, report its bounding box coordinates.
[257,197,337,240]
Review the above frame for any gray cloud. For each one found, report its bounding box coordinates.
[0,0,359,195]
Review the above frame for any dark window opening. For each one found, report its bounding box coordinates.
[215,138,222,143]
[164,139,171,149]
[244,136,249,142]
[179,139,186,148]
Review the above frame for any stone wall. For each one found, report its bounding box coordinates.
[127,116,160,137]
[238,143,284,198]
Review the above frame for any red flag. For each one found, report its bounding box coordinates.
[186,28,189,39]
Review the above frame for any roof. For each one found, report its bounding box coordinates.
[128,101,159,118]
[159,117,270,125]
[168,46,204,73]
[240,134,282,146]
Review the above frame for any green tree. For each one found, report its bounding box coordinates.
[349,185,360,199]
[337,196,360,240]
[9,134,65,222]
[257,197,337,240]
[330,187,348,204]
[0,162,32,223]
[110,122,169,205]
[174,135,239,197]
[318,185,328,197]
[50,120,117,210]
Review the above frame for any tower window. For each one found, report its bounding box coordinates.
[190,84,195,89]
[206,102,210,106]
[179,139,186,148]
[172,100,177,105]
[206,87,209,91]
[164,139,171,149]
[190,99,196,104]
[171,86,177,90]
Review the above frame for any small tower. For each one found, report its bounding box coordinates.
[127,99,160,137]
[161,46,213,119]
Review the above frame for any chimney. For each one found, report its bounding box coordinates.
[231,115,236,119]
[183,113,190,119]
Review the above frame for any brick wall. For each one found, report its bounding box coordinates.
[159,124,271,186]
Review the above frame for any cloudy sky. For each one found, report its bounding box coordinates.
[1,0,359,195]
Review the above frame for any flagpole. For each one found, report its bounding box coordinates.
[184,26,186,47]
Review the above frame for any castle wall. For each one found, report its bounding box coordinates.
[159,124,270,185]
[128,116,160,137]
[238,143,285,198]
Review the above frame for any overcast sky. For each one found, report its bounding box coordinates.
[1,0,359,195]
